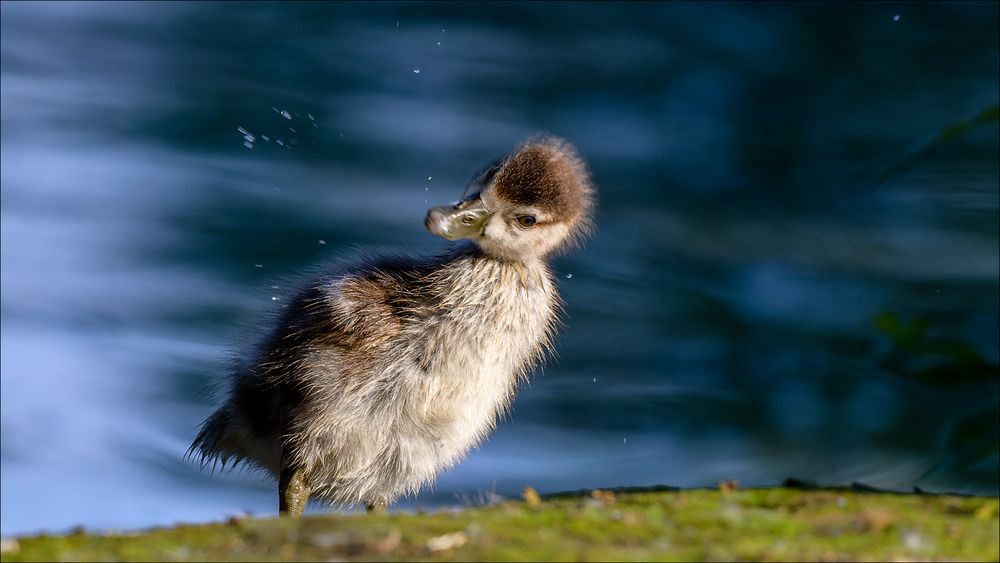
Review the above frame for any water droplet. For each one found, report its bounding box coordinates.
[254,264,263,268]
[271,296,278,301]
[436,41,441,46]
[339,132,345,138]
[427,176,433,180]
[243,141,253,149]
[280,110,292,120]
[565,273,573,279]
[308,114,315,120]
[271,285,280,289]
[592,377,597,383]
[262,135,270,141]
[237,126,249,135]
[425,187,429,191]
[289,127,296,133]
[318,240,326,245]
[893,14,900,21]
[276,139,284,146]
[413,68,421,74]
[623,438,628,444]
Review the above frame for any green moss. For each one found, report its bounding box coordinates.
[3,488,998,562]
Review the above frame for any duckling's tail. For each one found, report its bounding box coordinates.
[187,407,238,473]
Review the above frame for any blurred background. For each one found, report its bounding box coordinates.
[1,1,997,536]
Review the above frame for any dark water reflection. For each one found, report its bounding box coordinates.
[2,1,997,535]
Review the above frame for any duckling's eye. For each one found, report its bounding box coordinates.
[515,215,537,228]
[461,215,476,226]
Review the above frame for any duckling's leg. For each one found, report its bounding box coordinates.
[365,498,388,513]
[278,456,310,518]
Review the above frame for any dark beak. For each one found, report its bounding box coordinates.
[425,195,493,241]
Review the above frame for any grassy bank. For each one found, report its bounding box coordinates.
[3,486,998,562]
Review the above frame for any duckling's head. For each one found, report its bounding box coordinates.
[425,135,595,262]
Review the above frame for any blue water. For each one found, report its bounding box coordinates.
[2,1,997,536]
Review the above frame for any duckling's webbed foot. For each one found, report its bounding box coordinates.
[365,498,388,513]
[278,463,310,518]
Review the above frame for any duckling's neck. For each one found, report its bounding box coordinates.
[443,244,555,306]
[425,243,559,381]
[453,241,550,273]
[473,237,552,265]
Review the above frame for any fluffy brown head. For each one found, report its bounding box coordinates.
[425,135,596,262]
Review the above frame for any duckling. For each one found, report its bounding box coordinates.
[190,135,595,516]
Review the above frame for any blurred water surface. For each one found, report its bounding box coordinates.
[1,1,998,535]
